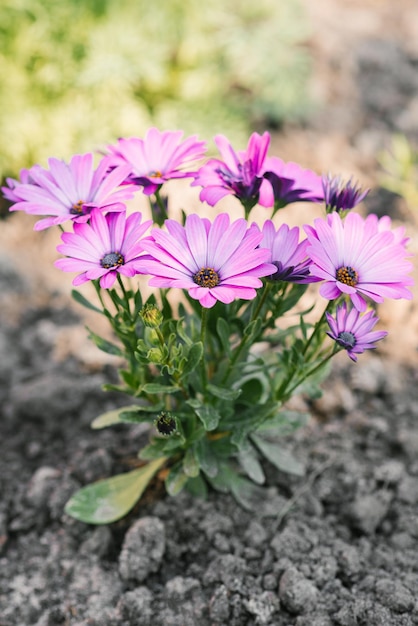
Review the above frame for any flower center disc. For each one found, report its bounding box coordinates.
[337,331,356,349]
[70,200,85,215]
[193,267,220,288]
[336,265,358,287]
[101,252,124,269]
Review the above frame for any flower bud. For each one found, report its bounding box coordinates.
[140,304,163,328]
[155,412,177,436]
[147,347,164,364]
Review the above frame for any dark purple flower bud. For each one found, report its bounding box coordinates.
[322,174,369,214]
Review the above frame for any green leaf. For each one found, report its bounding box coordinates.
[243,318,262,341]
[183,447,200,478]
[175,318,193,346]
[252,435,305,476]
[133,288,143,315]
[256,410,309,436]
[195,437,219,478]
[64,457,167,525]
[165,462,189,496]
[228,474,266,511]
[193,404,221,431]
[207,383,241,401]
[182,342,203,376]
[139,433,185,459]
[185,474,208,498]
[71,289,103,314]
[87,328,124,356]
[208,463,265,510]
[91,405,147,429]
[238,446,265,485]
[142,383,180,394]
[236,376,265,406]
[216,317,232,356]
[206,463,231,494]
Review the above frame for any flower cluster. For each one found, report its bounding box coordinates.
[3,127,413,524]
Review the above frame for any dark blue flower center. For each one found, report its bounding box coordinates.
[100,252,124,269]
[336,266,358,287]
[337,331,356,349]
[193,267,220,288]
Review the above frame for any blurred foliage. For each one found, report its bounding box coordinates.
[0,0,312,180]
[378,134,418,211]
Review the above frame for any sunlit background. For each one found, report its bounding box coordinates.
[0,0,312,183]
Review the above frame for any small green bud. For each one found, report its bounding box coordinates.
[155,411,177,436]
[147,347,164,364]
[140,304,163,328]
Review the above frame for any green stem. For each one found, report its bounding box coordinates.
[117,274,131,318]
[302,301,333,358]
[153,188,169,225]
[92,280,105,309]
[275,302,334,400]
[282,347,338,400]
[251,281,273,325]
[200,307,208,389]
[221,282,273,385]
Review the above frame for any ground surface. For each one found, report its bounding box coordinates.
[1,1,418,624]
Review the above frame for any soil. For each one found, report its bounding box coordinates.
[1,1,418,625]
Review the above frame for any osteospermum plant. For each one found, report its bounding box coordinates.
[3,128,413,524]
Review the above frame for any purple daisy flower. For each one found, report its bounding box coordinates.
[136,213,277,309]
[2,167,39,203]
[256,220,319,283]
[55,208,152,289]
[322,173,369,213]
[105,128,206,195]
[8,153,134,231]
[326,302,387,361]
[262,157,324,210]
[304,212,414,311]
[365,213,410,248]
[191,132,272,211]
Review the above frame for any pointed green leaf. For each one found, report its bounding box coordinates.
[64,457,167,524]
[193,404,221,431]
[183,447,200,478]
[195,437,218,478]
[182,342,203,376]
[206,463,231,494]
[229,474,266,511]
[139,434,184,460]
[165,462,189,496]
[87,328,124,356]
[91,404,156,430]
[252,435,305,476]
[142,383,180,394]
[216,317,232,356]
[186,475,208,498]
[243,318,262,341]
[91,405,136,430]
[238,446,265,485]
[71,289,103,314]
[207,383,241,401]
[256,410,309,436]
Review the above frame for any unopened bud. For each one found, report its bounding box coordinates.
[155,412,177,436]
[140,304,163,328]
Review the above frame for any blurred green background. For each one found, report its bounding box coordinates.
[0,0,312,184]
